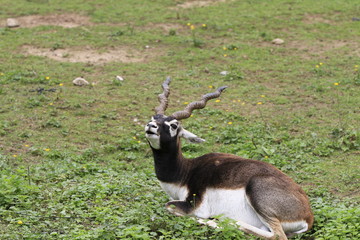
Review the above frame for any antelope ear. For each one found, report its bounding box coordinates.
[179,128,205,144]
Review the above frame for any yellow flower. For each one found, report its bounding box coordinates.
[355,65,359,68]
[237,100,241,102]
[190,114,194,117]
[49,103,53,106]
[257,102,263,105]
[59,83,64,86]
[228,122,233,125]
[24,145,30,147]
[190,25,195,30]
[264,156,269,159]
[133,136,137,140]
[315,65,320,68]
[184,101,189,105]
[241,102,245,105]
[45,76,50,80]
[13,154,17,158]
[234,47,238,50]
[260,95,265,98]
[0,72,4,76]
[208,85,213,89]
[44,148,50,152]
[17,220,23,224]
[223,54,227,57]
[215,99,221,103]
[137,141,141,143]
[319,62,323,66]
[187,23,191,26]
[334,82,339,86]
[223,47,227,50]
[202,24,207,28]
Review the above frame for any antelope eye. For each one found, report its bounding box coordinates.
[170,123,178,130]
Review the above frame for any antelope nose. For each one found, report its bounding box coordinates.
[147,123,158,129]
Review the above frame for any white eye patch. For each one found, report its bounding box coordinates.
[164,119,179,137]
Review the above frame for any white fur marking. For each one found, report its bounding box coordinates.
[193,188,267,230]
[282,221,308,234]
[146,134,160,149]
[159,182,188,200]
[164,119,179,137]
[145,120,160,149]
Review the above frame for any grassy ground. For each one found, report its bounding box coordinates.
[0,0,359,239]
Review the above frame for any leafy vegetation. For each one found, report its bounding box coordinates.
[0,0,359,239]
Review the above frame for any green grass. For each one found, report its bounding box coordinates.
[1,0,359,239]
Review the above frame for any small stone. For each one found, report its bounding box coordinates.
[72,77,89,86]
[6,18,20,28]
[220,71,228,76]
[116,75,124,81]
[145,45,150,49]
[133,118,139,122]
[272,38,285,45]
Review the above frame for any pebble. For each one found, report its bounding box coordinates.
[220,71,228,76]
[272,38,285,45]
[6,18,20,28]
[116,75,124,81]
[72,77,89,86]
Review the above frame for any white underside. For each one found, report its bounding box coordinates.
[159,182,308,236]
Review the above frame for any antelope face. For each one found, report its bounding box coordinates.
[145,114,205,150]
[145,115,180,150]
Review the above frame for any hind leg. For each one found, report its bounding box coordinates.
[235,218,287,240]
[268,219,288,240]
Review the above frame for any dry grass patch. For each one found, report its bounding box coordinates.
[21,45,164,64]
[143,23,186,34]
[302,14,337,25]
[174,0,227,9]
[1,13,93,28]
[257,39,360,59]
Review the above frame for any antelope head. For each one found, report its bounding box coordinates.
[145,77,227,150]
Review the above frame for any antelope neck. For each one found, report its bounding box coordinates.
[151,143,186,183]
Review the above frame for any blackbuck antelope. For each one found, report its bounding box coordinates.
[145,77,314,240]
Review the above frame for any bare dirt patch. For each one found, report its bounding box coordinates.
[287,40,360,57]
[257,39,360,58]
[142,23,187,34]
[1,13,93,28]
[302,14,337,25]
[174,0,227,9]
[22,45,161,64]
